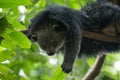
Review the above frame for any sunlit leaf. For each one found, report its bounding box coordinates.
[29,53,47,63]
[7,15,26,30]
[11,20,26,30]
[9,61,23,75]
[0,0,32,8]
[30,43,40,52]
[9,31,31,48]
[0,50,15,62]
[0,46,5,51]
[87,57,95,67]
[0,64,17,80]
[51,67,67,80]
[1,39,16,50]
[0,64,11,73]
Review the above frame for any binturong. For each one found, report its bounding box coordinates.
[28,0,120,73]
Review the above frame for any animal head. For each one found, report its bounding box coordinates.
[28,6,72,56]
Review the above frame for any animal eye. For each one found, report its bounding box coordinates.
[31,35,37,42]
[52,24,60,32]
[86,6,92,11]
[41,42,45,47]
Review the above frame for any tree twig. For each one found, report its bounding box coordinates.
[83,31,120,43]
[82,54,106,80]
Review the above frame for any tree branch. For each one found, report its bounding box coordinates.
[82,54,106,80]
[83,31,120,43]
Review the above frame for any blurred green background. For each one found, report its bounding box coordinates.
[0,0,120,80]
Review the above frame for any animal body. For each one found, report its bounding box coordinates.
[28,0,120,73]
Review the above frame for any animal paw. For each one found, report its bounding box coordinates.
[61,62,73,73]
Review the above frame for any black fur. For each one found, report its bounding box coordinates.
[28,1,120,73]
[80,0,120,57]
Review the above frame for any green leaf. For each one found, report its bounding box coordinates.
[11,20,26,30]
[0,64,11,73]
[0,17,11,34]
[0,50,15,62]
[27,43,47,63]
[0,0,32,8]
[9,61,23,75]
[28,53,47,63]
[0,46,5,51]
[7,15,26,30]
[87,57,96,67]
[9,31,31,48]
[30,43,40,52]
[1,39,16,50]
[51,67,67,80]
[0,64,17,80]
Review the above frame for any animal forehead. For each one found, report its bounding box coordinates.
[36,29,61,36]
[46,10,71,21]
[41,19,63,28]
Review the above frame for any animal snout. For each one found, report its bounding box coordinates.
[47,51,55,56]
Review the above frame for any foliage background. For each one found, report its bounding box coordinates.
[0,0,120,80]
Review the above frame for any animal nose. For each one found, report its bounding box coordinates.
[47,51,55,56]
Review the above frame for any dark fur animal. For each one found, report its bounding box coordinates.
[28,0,120,73]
